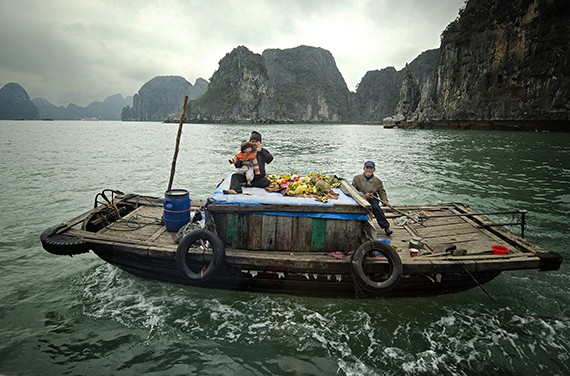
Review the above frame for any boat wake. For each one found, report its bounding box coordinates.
[76,264,570,375]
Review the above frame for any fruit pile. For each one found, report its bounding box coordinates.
[266,173,341,202]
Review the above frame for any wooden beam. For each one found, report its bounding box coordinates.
[207,202,366,214]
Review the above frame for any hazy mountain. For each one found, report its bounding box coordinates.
[0,82,39,120]
[5,0,568,130]
[32,94,133,120]
[121,76,208,121]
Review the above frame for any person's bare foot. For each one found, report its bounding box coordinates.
[223,189,238,194]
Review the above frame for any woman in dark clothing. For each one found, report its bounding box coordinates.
[223,131,274,194]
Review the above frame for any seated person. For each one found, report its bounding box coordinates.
[352,160,393,235]
[228,140,258,185]
[224,131,273,194]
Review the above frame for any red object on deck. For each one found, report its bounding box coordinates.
[491,244,510,255]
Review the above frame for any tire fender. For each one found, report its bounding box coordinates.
[351,239,403,292]
[175,229,225,281]
[40,223,89,256]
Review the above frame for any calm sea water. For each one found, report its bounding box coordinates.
[0,120,569,375]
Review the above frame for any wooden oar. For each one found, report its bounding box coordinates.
[339,179,371,210]
[383,201,417,220]
[339,179,417,227]
[371,193,427,226]
[167,96,189,191]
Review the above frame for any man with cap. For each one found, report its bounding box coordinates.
[224,131,274,194]
[352,161,393,235]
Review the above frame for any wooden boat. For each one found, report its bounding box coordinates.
[40,181,562,298]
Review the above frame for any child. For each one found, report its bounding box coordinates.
[228,140,260,185]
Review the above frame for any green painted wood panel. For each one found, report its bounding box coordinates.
[311,218,327,250]
[226,213,238,245]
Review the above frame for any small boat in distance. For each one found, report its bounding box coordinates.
[40,177,562,298]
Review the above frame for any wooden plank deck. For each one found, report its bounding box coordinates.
[84,201,535,265]
[368,204,529,263]
[97,205,177,247]
[58,198,551,276]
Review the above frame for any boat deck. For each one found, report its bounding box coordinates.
[42,189,562,297]
[63,196,548,273]
[371,204,546,273]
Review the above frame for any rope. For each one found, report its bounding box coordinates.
[106,214,162,231]
[109,203,121,220]
[459,262,567,322]
[459,261,497,304]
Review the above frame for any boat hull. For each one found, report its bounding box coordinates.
[92,246,501,298]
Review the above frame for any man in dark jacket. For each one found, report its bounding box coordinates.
[224,131,274,194]
[352,160,393,235]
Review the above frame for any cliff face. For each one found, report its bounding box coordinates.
[0,83,39,120]
[190,46,270,121]
[190,45,351,123]
[415,0,570,125]
[354,67,401,123]
[395,68,421,118]
[122,76,207,121]
[357,49,440,124]
[262,46,351,122]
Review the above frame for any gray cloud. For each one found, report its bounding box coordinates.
[0,0,464,106]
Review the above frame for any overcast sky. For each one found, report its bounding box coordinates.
[0,0,464,107]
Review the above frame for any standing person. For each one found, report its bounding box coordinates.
[223,131,274,194]
[352,160,393,235]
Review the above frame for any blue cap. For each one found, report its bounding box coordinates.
[364,161,375,168]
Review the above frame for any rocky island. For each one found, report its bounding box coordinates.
[185,0,569,130]
[387,0,570,131]
[2,0,567,130]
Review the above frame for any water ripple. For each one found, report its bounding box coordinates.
[1,121,569,375]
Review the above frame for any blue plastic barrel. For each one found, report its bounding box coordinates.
[163,189,191,232]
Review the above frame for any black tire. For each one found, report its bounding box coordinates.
[40,224,89,256]
[351,240,403,293]
[175,229,225,281]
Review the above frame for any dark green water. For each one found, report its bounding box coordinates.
[1,121,568,375]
